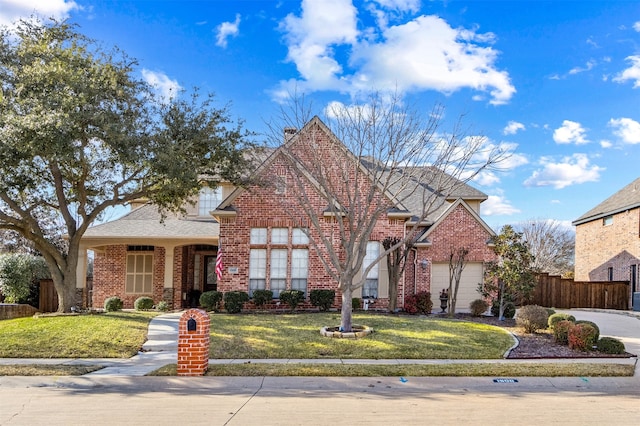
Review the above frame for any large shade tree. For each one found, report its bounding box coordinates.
[515,218,575,277]
[266,95,509,331]
[0,20,255,312]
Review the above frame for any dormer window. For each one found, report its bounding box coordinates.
[199,186,223,216]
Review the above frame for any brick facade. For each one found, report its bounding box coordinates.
[574,208,640,282]
[88,118,496,312]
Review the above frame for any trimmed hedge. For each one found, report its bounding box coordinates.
[200,290,223,311]
[279,290,305,312]
[104,296,123,312]
[548,313,575,330]
[310,289,335,312]
[469,299,489,317]
[515,304,549,333]
[223,291,249,314]
[596,337,626,354]
[134,296,154,311]
[404,291,433,315]
[252,289,273,307]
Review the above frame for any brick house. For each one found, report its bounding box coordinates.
[80,116,497,311]
[573,177,640,301]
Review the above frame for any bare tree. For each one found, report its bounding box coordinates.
[265,93,508,331]
[514,219,574,277]
[447,246,469,317]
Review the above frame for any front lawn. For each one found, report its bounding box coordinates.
[0,311,158,358]
[209,313,515,359]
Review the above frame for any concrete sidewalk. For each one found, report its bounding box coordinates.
[0,309,638,377]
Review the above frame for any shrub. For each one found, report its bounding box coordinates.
[223,291,249,314]
[548,313,575,330]
[596,337,626,355]
[515,305,549,333]
[104,296,123,312]
[252,289,273,308]
[199,291,223,311]
[156,300,170,312]
[490,301,516,319]
[568,323,597,351]
[575,320,600,342]
[279,290,305,312]
[469,299,489,317]
[310,289,336,311]
[134,296,154,311]
[553,320,574,345]
[404,291,433,315]
[546,308,556,317]
[352,298,361,310]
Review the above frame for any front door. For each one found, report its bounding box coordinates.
[204,255,218,292]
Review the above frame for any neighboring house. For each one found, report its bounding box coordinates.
[573,177,640,298]
[80,116,497,311]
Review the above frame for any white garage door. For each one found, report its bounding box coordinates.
[430,262,484,313]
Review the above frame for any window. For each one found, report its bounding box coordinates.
[126,253,153,294]
[608,267,614,281]
[603,215,613,226]
[199,186,223,216]
[249,249,267,296]
[291,249,309,295]
[249,227,310,299]
[292,228,309,244]
[250,228,267,245]
[270,249,287,298]
[271,228,289,245]
[362,242,379,299]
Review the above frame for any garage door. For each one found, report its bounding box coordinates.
[430,262,484,313]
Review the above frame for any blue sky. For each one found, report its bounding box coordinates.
[3,1,640,231]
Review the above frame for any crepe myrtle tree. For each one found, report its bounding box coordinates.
[0,19,256,312]
[265,93,510,332]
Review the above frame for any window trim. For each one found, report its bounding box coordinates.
[125,252,154,294]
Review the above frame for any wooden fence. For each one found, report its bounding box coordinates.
[39,278,93,312]
[530,273,630,310]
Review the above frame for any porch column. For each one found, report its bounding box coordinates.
[76,244,88,307]
[164,245,175,290]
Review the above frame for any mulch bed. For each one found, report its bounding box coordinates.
[448,313,635,359]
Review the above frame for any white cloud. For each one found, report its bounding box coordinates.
[141,69,182,104]
[568,59,596,75]
[553,120,588,144]
[524,153,604,189]
[0,0,80,26]
[274,2,515,105]
[503,120,525,135]
[600,139,613,148]
[608,117,640,144]
[372,0,420,13]
[634,21,640,32]
[613,55,640,88]
[481,191,521,216]
[216,14,241,48]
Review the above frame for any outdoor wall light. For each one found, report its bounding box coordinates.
[420,259,428,270]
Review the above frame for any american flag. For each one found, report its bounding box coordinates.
[215,245,224,280]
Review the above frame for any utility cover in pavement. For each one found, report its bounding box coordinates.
[493,379,518,383]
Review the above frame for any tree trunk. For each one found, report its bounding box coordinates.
[340,286,353,332]
[388,270,399,313]
[54,274,78,313]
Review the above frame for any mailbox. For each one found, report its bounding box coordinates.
[187,317,197,331]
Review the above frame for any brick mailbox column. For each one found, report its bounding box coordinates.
[177,309,210,376]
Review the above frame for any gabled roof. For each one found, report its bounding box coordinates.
[415,198,496,245]
[214,116,488,223]
[83,203,219,241]
[572,177,640,226]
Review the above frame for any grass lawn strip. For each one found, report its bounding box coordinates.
[148,363,634,377]
[0,365,103,376]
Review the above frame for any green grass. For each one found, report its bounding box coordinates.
[209,313,515,359]
[0,311,158,358]
[149,363,635,377]
[0,365,103,376]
